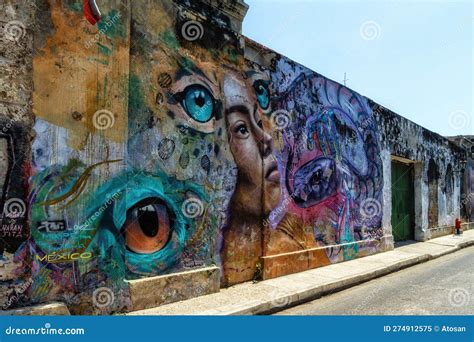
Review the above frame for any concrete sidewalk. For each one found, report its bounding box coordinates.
[128,230,474,315]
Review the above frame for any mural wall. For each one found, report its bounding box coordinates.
[1,0,460,314]
[217,54,386,284]
[0,0,387,313]
[263,58,385,280]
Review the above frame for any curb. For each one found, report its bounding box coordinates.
[458,240,474,249]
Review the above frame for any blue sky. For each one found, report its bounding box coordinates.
[243,0,473,137]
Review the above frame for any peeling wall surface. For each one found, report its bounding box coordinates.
[0,0,470,314]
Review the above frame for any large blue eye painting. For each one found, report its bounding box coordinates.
[253,80,270,110]
[179,84,215,123]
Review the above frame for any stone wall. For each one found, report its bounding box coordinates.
[447,135,474,224]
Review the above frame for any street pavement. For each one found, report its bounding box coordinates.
[275,247,474,315]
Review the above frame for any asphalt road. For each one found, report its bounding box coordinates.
[275,246,474,315]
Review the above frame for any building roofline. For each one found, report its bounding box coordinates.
[242,37,466,156]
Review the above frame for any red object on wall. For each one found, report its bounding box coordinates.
[84,0,101,25]
[455,218,462,235]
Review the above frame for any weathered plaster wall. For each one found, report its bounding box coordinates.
[413,161,427,241]
[448,135,474,224]
[380,149,393,238]
[0,0,468,314]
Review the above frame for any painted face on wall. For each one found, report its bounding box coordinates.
[223,70,281,217]
[219,69,282,285]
